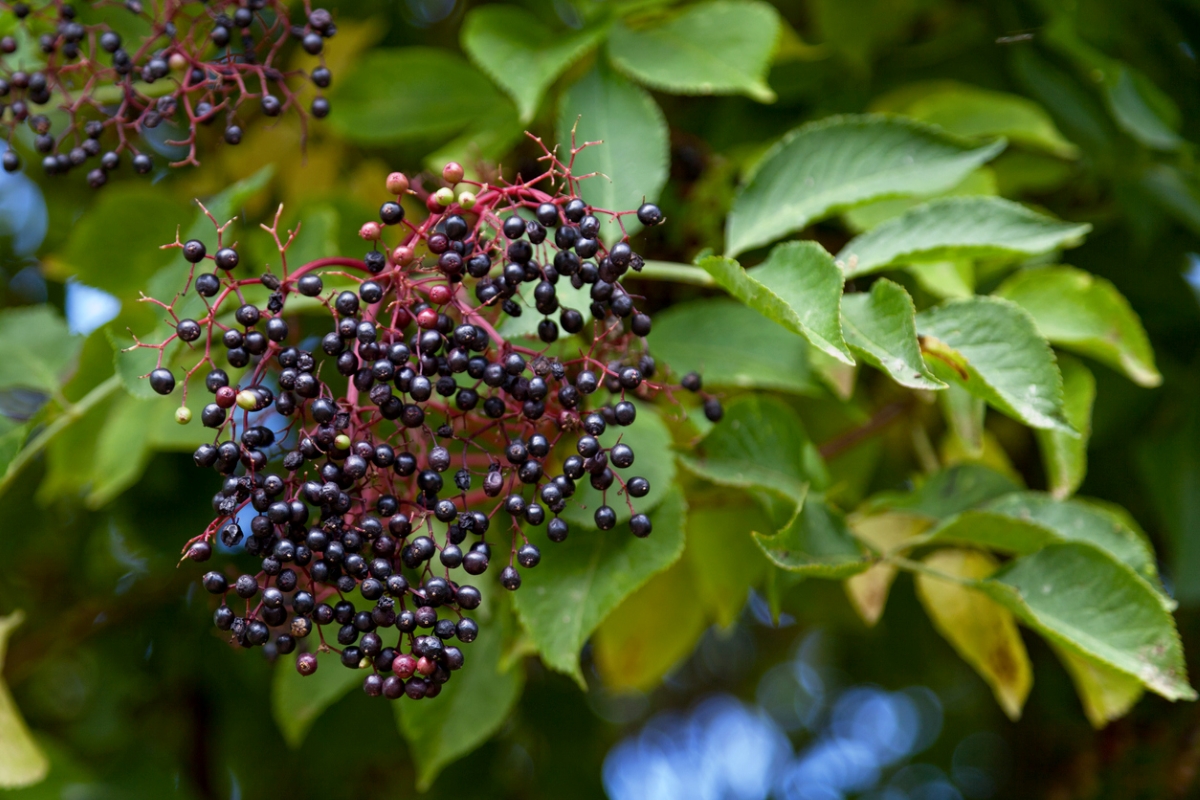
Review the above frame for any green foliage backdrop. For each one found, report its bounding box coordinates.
[4,0,1200,797]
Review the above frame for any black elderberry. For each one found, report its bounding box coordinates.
[594,505,617,530]
[133,153,153,174]
[215,248,239,271]
[704,397,724,422]
[312,66,332,88]
[183,239,207,262]
[202,571,228,594]
[149,368,175,395]
[196,273,220,297]
[517,543,541,568]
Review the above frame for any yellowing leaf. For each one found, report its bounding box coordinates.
[915,550,1032,720]
[844,512,930,626]
[593,560,708,691]
[1052,643,1144,729]
[0,612,48,789]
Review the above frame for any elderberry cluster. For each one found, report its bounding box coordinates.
[134,148,721,701]
[0,0,333,185]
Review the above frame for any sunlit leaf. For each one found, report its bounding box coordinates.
[700,242,853,365]
[917,296,1074,433]
[994,265,1160,388]
[462,5,605,122]
[979,543,1195,701]
[726,115,1005,257]
[841,278,944,390]
[608,0,779,102]
[557,64,668,244]
[840,197,1091,279]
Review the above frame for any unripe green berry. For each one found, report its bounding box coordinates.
[435,187,454,207]
[334,433,352,450]
[175,406,192,425]
[236,390,258,410]
[458,191,476,210]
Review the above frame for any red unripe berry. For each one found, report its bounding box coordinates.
[297,653,318,676]
[392,246,413,266]
[417,308,439,329]
[425,193,444,215]
[442,161,464,184]
[215,385,237,408]
[392,653,416,678]
[430,285,452,305]
[416,656,436,677]
[386,172,409,195]
[395,308,413,329]
[359,221,382,241]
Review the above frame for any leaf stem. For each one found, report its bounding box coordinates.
[627,260,716,287]
[0,374,122,497]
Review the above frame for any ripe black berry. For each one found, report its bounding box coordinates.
[183,239,207,262]
[149,368,176,395]
[215,248,239,271]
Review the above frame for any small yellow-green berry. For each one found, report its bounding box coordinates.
[458,191,477,210]
[236,390,258,410]
[334,433,352,451]
[175,406,192,425]
[435,187,454,207]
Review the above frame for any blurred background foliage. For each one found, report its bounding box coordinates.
[5,0,1200,797]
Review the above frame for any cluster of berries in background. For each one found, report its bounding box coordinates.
[133,146,722,701]
[0,0,334,186]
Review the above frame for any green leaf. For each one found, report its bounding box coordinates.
[0,306,80,394]
[725,115,1005,257]
[1037,356,1094,500]
[497,278,593,340]
[874,80,1078,158]
[841,279,944,390]
[52,185,189,297]
[396,601,524,791]
[978,542,1195,701]
[916,296,1074,433]
[649,299,821,395]
[840,197,1091,279]
[679,394,811,514]
[1052,643,1144,729]
[593,559,709,691]
[939,383,986,456]
[0,417,29,479]
[993,266,1160,388]
[865,463,1020,520]
[752,496,868,578]
[512,486,687,686]
[699,242,853,364]
[561,403,675,529]
[927,492,1160,586]
[85,393,154,509]
[607,0,780,102]
[915,549,1032,720]
[1105,65,1182,152]
[0,611,48,789]
[685,495,772,627]
[331,48,516,145]
[462,6,605,122]
[272,650,363,749]
[907,260,975,299]
[845,512,930,625]
[557,65,669,244]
